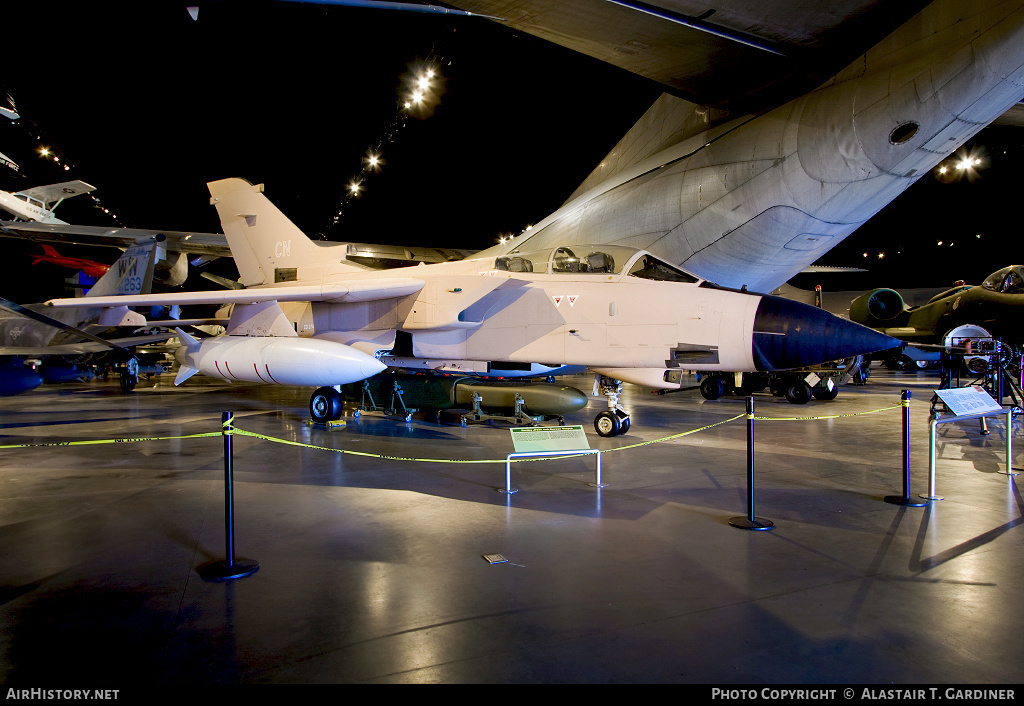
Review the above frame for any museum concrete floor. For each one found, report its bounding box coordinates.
[0,370,1020,685]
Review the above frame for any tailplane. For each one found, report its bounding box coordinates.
[207,178,361,287]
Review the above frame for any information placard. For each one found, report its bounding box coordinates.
[510,425,589,453]
[934,386,1003,417]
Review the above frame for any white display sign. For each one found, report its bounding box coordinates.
[934,386,1003,417]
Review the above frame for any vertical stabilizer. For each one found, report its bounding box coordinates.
[85,240,157,298]
[207,178,358,287]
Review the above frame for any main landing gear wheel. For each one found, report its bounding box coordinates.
[119,357,140,393]
[310,386,342,423]
[812,384,839,401]
[700,376,726,400]
[119,371,137,392]
[785,381,812,404]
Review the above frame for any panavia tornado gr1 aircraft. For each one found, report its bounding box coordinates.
[47,177,897,435]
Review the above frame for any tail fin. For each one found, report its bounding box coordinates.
[207,178,360,287]
[31,244,59,265]
[173,327,200,385]
[85,239,157,297]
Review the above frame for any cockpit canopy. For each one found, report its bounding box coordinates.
[494,244,698,283]
[981,265,1024,294]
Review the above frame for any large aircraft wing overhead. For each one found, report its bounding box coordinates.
[444,0,932,110]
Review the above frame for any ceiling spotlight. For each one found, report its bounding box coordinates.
[349,182,361,194]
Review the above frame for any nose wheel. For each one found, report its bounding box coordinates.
[594,409,630,436]
[593,375,630,436]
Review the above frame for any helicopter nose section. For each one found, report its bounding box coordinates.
[752,295,900,371]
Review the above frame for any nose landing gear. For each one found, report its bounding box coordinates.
[593,375,630,436]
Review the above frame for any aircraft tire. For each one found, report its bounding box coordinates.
[812,384,839,401]
[700,376,726,400]
[595,411,621,437]
[119,372,137,393]
[615,409,630,434]
[310,387,342,422]
[785,381,812,404]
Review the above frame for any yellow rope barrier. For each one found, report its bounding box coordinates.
[0,399,907,460]
[751,403,902,422]
[0,432,223,450]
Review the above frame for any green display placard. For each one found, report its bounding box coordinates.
[509,425,590,453]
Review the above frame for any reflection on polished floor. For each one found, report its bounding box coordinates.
[0,370,1021,685]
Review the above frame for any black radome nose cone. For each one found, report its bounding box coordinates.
[752,295,900,371]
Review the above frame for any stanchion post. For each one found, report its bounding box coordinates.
[729,396,774,530]
[198,412,260,581]
[886,390,927,507]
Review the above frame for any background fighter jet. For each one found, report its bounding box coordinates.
[0,239,182,394]
[848,265,1024,355]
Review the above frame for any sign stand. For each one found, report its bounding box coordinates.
[921,388,1017,501]
[501,425,603,494]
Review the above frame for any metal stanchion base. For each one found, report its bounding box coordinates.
[884,495,928,507]
[498,488,519,495]
[997,470,1020,476]
[729,516,775,531]
[588,482,608,488]
[198,559,260,582]
[918,494,943,501]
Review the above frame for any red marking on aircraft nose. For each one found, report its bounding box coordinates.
[253,363,267,383]
[265,365,280,384]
